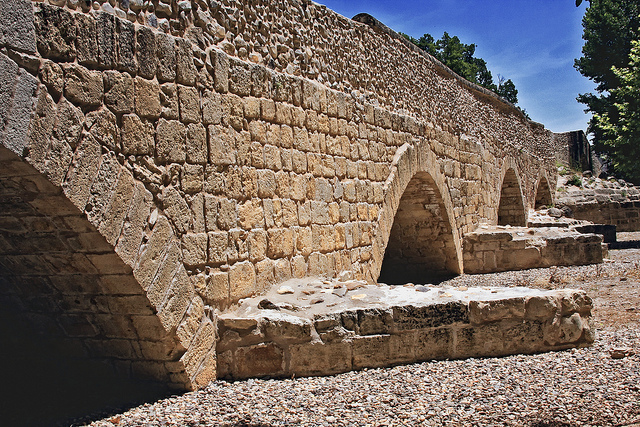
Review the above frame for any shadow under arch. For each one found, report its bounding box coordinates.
[371,142,462,285]
[497,161,527,226]
[534,172,554,209]
[0,146,185,425]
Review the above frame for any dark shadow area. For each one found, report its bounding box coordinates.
[0,309,172,427]
[378,172,459,285]
[377,267,457,285]
[498,168,526,226]
[534,177,553,209]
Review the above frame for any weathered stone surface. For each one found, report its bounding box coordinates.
[122,114,154,155]
[104,70,134,114]
[1,0,37,55]
[156,119,186,164]
[34,3,76,61]
[63,64,103,107]
[134,77,161,119]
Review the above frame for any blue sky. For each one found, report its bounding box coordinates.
[317,0,596,134]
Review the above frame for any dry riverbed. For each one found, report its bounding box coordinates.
[85,247,640,427]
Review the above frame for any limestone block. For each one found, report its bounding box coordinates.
[75,12,97,65]
[178,85,201,123]
[136,26,157,79]
[156,32,177,82]
[393,302,469,330]
[156,119,186,164]
[95,11,116,68]
[229,261,256,300]
[217,198,237,230]
[525,295,558,321]
[185,123,207,164]
[182,233,208,267]
[352,334,391,369]
[208,231,228,264]
[469,298,526,324]
[158,267,195,330]
[262,316,312,342]
[289,342,352,376]
[63,134,103,211]
[257,169,276,198]
[558,290,593,316]
[357,308,394,335]
[255,258,275,292]
[202,90,222,125]
[414,328,452,361]
[85,153,120,226]
[116,183,152,267]
[181,320,216,378]
[63,64,103,107]
[104,70,134,114]
[34,4,76,61]
[98,169,136,246]
[234,343,284,379]
[210,48,229,93]
[162,185,190,233]
[312,224,335,253]
[181,164,204,194]
[39,60,64,98]
[176,38,197,86]
[261,99,276,122]
[238,199,264,230]
[208,125,236,166]
[86,108,118,151]
[147,240,181,307]
[159,83,179,120]
[122,114,154,155]
[248,229,268,262]
[198,270,229,303]
[267,228,295,258]
[116,17,137,74]
[135,77,162,119]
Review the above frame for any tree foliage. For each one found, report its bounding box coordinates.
[593,38,640,182]
[403,32,519,105]
[575,0,640,181]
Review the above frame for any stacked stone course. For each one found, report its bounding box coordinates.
[0,0,580,389]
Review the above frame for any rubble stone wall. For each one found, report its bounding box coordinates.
[1,0,561,389]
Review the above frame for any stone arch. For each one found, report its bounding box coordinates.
[370,142,462,285]
[534,173,554,209]
[0,145,196,387]
[497,162,527,226]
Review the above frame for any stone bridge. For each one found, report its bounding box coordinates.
[1,0,569,392]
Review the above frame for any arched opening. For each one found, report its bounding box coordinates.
[0,147,175,425]
[378,171,459,285]
[497,168,526,226]
[534,176,553,209]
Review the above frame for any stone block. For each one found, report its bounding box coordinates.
[393,302,469,330]
[64,64,103,107]
[4,69,38,156]
[135,77,161,119]
[235,343,284,379]
[352,334,392,369]
[104,70,134,114]
[156,119,186,164]
[162,185,190,233]
[122,114,154,155]
[357,308,394,335]
[469,298,526,324]
[1,0,36,54]
[116,17,136,73]
[96,11,116,68]
[178,85,201,123]
[199,270,229,303]
[207,232,228,265]
[202,90,222,125]
[208,125,237,166]
[181,164,204,194]
[290,342,352,376]
[175,37,196,86]
[34,4,76,61]
[525,295,558,321]
[182,233,208,268]
[156,32,176,82]
[229,261,256,300]
[98,169,136,246]
[137,26,157,79]
[267,228,295,258]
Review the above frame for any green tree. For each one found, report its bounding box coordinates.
[575,0,640,181]
[403,32,519,105]
[593,38,640,182]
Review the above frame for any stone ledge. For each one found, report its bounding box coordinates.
[216,280,593,380]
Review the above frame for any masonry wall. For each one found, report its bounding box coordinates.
[1,0,561,388]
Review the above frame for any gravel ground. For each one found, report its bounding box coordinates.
[85,248,640,427]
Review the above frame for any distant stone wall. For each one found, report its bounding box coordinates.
[1,0,565,389]
[463,228,604,274]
